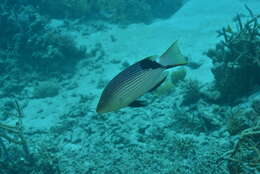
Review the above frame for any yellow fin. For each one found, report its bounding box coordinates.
[155,76,175,95]
[159,40,187,66]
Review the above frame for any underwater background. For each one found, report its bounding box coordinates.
[0,0,260,173]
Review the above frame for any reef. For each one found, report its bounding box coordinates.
[0,2,88,97]
[1,0,260,174]
[206,6,260,104]
[0,100,60,174]
[34,0,185,24]
[0,0,186,97]
[219,126,260,173]
[0,3,86,74]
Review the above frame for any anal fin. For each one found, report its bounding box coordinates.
[128,100,147,107]
[148,76,167,92]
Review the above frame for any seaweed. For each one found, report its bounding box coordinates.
[206,5,260,104]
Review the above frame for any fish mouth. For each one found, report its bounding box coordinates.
[96,101,107,113]
[96,105,103,113]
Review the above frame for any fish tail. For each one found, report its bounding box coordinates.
[164,63,188,69]
[159,40,188,67]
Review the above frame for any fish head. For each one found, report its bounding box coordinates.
[96,97,112,113]
[96,91,123,113]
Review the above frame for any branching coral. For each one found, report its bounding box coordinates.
[0,100,33,173]
[0,100,31,161]
[218,126,260,173]
[0,100,61,174]
[226,109,250,136]
[206,5,260,104]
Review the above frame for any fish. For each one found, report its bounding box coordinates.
[96,41,187,113]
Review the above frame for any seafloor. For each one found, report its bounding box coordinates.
[1,0,260,173]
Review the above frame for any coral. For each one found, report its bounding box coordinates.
[226,109,250,135]
[34,0,185,24]
[148,0,184,19]
[172,103,221,133]
[96,0,153,24]
[181,79,202,106]
[0,100,60,174]
[206,6,260,104]
[0,101,31,158]
[252,99,260,115]
[18,29,86,75]
[218,126,260,173]
[0,3,87,96]
[0,3,86,75]
[0,100,32,173]
[173,136,197,155]
[37,0,95,19]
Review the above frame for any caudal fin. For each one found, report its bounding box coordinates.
[159,41,187,67]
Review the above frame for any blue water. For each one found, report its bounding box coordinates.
[0,0,260,174]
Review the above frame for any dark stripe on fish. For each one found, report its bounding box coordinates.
[107,58,164,95]
[139,58,163,69]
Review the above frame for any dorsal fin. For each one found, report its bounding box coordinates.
[159,41,187,66]
[139,55,162,70]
